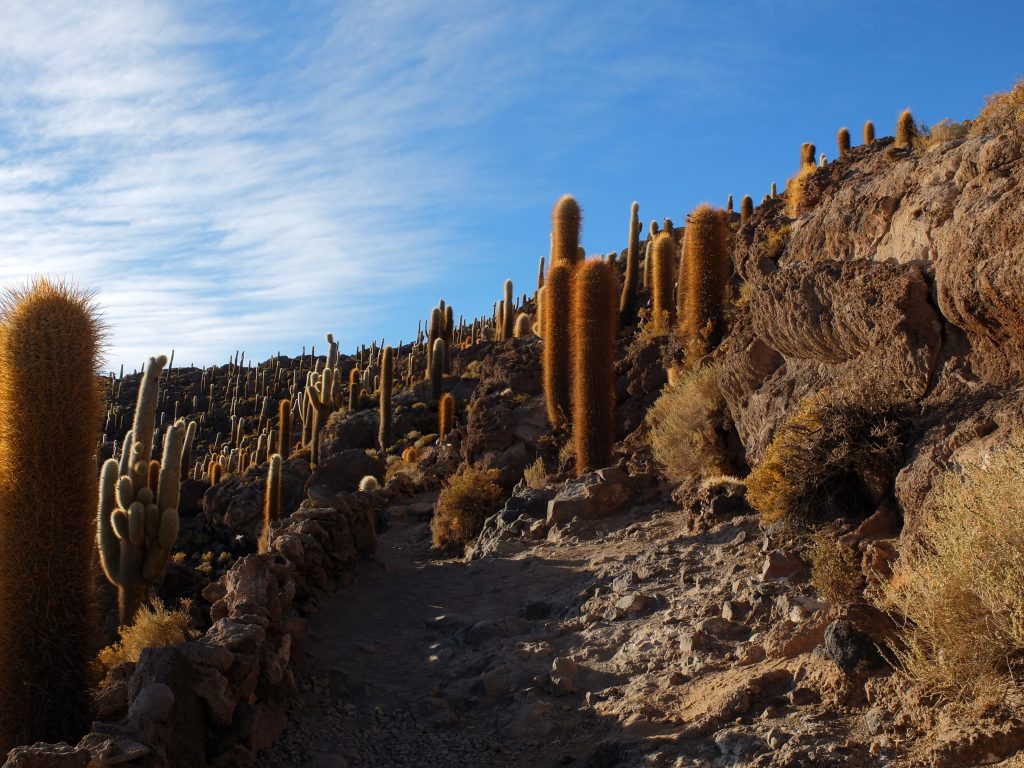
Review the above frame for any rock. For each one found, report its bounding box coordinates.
[679,628,710,654]
[761,550,805,580]
[824,619,874,673]
[865,706,887,736]
[614,592,647,616]
[305,449,384,496]
[127,682,175,723]
[714,728,766,757]
[766,727,789,749]
[546,468,632,525]
[1,744,88,768]
[549,657,578,695]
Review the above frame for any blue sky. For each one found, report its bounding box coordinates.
[0,0,1019,371]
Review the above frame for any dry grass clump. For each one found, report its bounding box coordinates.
[646,364,729,486]
[809,528,862,604]
[880,443,1024,701]
[970,79,1024,137]
[746,389,905,525]
[98,599,196,671]
[764,224,791,260]
[785,166,815,218]
[523,457,548,489]
[430,468,504,551]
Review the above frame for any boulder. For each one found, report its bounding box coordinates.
[546,467,633,526]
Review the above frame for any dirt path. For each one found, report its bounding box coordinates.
[260,493,623,768]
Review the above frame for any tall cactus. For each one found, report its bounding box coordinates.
[439,393,455,441]
[426,306,442,375]
[379,346,393,450]
[572,260,617,474]
[543,262,573,427]
[740,195,754,227]
[651,231,677,327]
[800,142,816,168]
[277,397,292,457]
[680,204,730,358]
[620,201,640,325]
[430,337,445,401]
[502,280,514,340]
[348,367,360,412]
[537,255,545,291]
[259,454,282,553]
[551,195,582,266]
[895,109,917,148]
[837,127,851,159]
[0,280,103,751]
[864,120,875,144]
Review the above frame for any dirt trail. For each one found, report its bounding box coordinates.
[260,492,627,768]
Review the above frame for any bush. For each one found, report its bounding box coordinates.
[745,388,905,525]
[523,457,547,489]
[646,365,728,486]
[879,443,1024,701]
[430,468,504,551]
[809,528,862,604]
[970,79,1024,137]
[98,599,196,671]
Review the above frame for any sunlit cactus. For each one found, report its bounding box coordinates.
[620,201,640,325]
[895,109,917,148]
[259,454,283,553]
[439,392,455,441]
[543,262,573,427]
[864,120,875,144]
[740,195,754,227]
[551,195,582,266]
[837,127,851,159]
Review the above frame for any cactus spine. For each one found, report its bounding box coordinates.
[502,280,514,340]
[895,109,916,148]
[543,262,573,428]
[379,346,393,450]
[651,231,677,327]
[740,195,753,227]
[620,201,640,325]
[552,195,582,266]
[260,454,282,553]
[864,120,875,144]
[571,260,617,474]
[439,392,455,441]
[0,280,103,750]
[837,127,851,159]
[680,204,730,358]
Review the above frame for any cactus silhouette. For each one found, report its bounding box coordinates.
[502,280,514,340]
[551,195,582,266]
[837,127,851,159]
[680,204,730,357]
[439,392,455,440]
[0,279,103,751]
[572,260,618,474]
[543,262,573,427]
[620,201,641,325]
[379,346,393,449]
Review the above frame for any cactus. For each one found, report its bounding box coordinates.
[800,142,816,168]
[426,306,442,374]
[379,346,393,450]
[864,120,875,144]
[551,195,582,266]
[642,219,658,289]
[543,262,573,428]
[837,127,851,159]
[895,109,917,148]
[502,279,514,340]
[819,153,827,167]
[771,182,778,198]
[513,312,532,338]
[444,305,454,372]
[571,260,617,474]
[439,392,455,440]
[620,201,640,325]
[260,454,282,553]
[348,367,360,412]
[277,397,292,457]
[537,255,545,291]
[0,280,103,750]
[740,195,754,227]
[651,231,677,327]
[326,332,339,371]
[726,194,733,213]
[430,337,445,401]
[680,204,730,358]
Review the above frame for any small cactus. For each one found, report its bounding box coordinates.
[513,312,532,338]
[864,120,875,144]
[740,195,753,227]
[837,127,851,159]
[800,142,816,168]
[771,182,778,198]
[543,262,573,428]
[259,454,282,554]
[551,195,582,266]
[537,256,545,290]
[572,260,618,474]
[895,109,917,148]
[439,392,455,440]
[359,475,380,492]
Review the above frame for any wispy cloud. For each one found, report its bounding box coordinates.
[0,0,736,370]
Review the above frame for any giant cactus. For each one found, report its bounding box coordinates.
[0,280,103,751]
[551,195,582,266]
[543,262,573,427]
[572,260,617,473]
[379,346,393,450]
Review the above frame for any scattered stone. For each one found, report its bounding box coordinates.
[761,550,805,581]
[550,657,579,695]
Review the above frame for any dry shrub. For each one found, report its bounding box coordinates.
[764,224,791,260]
[970,79,1024,137]
[880,443,1024,701]
[430,468,504,551]
[746,388,905,525]
[636,307,671,343]
[809,528,862,604]
[523,457,547,489]
[646,364,728,486]
[785,166,815,218]
[98,599,196,671]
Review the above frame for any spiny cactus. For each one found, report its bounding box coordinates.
[426,306,442,374]
[838,127,851,159]
[726,194,733,213]
[680,204,730,358]
[864,120,875,144]
[379,346,393,450]
[439,392,455,441]
[277,398,292,457]
[643,219,659,289]
[260,454,282,553]
[430,337,445,401]
[740,195,754,227]
[800,142,816,168]
[0,280,103,751]
[537,256,545,291]
[535,287,544,337]
[543,262,573,428]
[771,182,778,198]
[443,305,454,372]
[551,195,582,266]
[651,231,677,327]
[619,201,640,325]
[513,312,532,338]
[572,260,617,474]
[348,367,360,412]
[895,109,917,148]
[502,280,514,340]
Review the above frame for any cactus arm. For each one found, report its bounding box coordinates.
[97,459,121,584]
[157,421,185,512]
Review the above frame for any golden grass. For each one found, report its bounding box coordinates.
[809,528,862,605]
[98,599,196,671]
[879,442,1024,701]
[430,468,504,550]
[646,364,728,486]
[970,79,1024,137]
[523,457,548,489]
